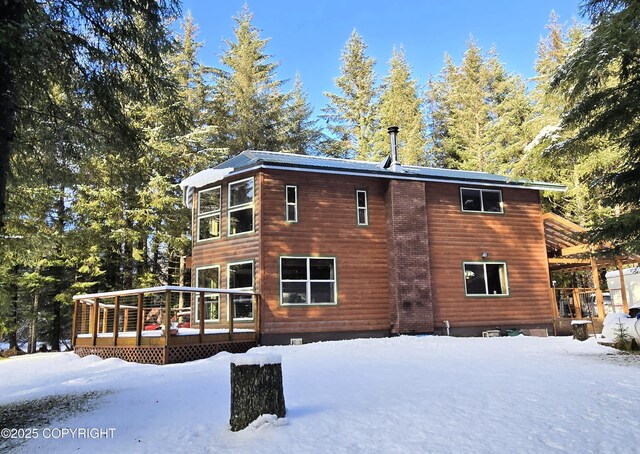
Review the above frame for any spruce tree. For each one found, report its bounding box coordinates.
[375,47,427,165]
[322,30,378,159]
[427,38,530,174]
[550,0,640,252]
[280,75,324,154]
[213,6,289,154]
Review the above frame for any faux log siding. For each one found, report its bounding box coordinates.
[425,183,554,327]
[260,170,390,335]
[190,172,261,319]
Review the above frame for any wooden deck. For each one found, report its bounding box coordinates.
[72,286,260,365]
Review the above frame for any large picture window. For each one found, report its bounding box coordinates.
[195,266,220,321]
[228,261,254,320]
[463,262,509,296]
[280,257,337,305]
[228,177,254,235]
[356,190,368,226]
[197,186,221,241]
[460,188,503,213]
[285,185,298,222]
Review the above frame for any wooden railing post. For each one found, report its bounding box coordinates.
[199,291,205,344]
[81,303,87,334]
[572,288,582,319]
[136,293,143,347]
[164,289,172,347]
[72,300,79,347]
[229,294,235,341]
[91,298,99,346]
[113,295,120,346]
[253,294,260,343]
[617,259,629,313]
[590,257,605,318]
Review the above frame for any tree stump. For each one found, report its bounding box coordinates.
[571,320,591,341]
[230,354,286,431]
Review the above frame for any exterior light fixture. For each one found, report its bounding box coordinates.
[481,251,489,259]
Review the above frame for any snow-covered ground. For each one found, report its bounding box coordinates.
[1,336,639,453]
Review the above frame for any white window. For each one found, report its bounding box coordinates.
[460,188,503,213]
[285,185,298,222]
[280,257,337,305]
[356,190,368,226]
[228,261,254,320]
[197,186,221,241]
[228,177,254,235]
[463,262,509,296]
[195,266,220,321]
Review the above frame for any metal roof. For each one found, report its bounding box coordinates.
[212,150,566,192]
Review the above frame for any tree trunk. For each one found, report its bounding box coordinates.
[8,265,19,349]
[0,1,25,232]
[28,289,39,353]
[230,357,286,431]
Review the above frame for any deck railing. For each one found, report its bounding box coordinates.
[72,286,259,348]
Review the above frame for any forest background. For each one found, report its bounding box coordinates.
[1,0,637,352]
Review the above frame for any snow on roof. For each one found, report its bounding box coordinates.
[179,150,566,206]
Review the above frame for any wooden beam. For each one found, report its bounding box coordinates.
[72,300,78,348]
[617,259,630,313]
[572,288,582,320]
[199,291,205,344]
[253,294,260,343]
[91,298,99,346]
[136,293,143,347]
[229,295,235,341]
[102,308,108,333]
[548,258,591,265]
[590,257,605,319]
[164,289,172,347]
[560,244,591,256]
[113,295,120,346]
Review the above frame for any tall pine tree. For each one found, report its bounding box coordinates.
[322,30,378,160]
[375,47,427,165]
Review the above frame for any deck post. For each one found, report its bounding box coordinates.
[91,298,99,346]
[229,294,235,341]
[199,291,205,344]
[572,288,582,319]
[136,293,143,347]
[113,295,120,346]
[164,289,172,347]
[123,309,129,332]
[102,307,108,333]
[72,300,78,347]
[590,257,605,318]
[616,259,629,313]
[253,294,260,343]
[81,303,87,334]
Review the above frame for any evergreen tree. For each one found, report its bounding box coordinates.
[375,47,427,165]
[322,30,378,159]
[427,38,530,174]
[550,0,640,252]
[213,6,289,154]
[0,0,180,232]
[280,75,324,154]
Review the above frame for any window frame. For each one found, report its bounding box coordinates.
[460,187,504,214]
[194,265,221,322]
[462,261,510,297]
[227,177,255,237]
[196,186,222,242]
[356,189,369,226]
[279,256,338,306]
[227,260,255,321]
[285,185,298,223]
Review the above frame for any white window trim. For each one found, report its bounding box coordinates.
[285,185,298,223]
[227,177,255,236]
[227,260,255,321]
[463,261,510,297]
[196,186,221,242]
[460,187,503,213]
[195,265,221,322]
[280,256,338,306]
[356,189,368,226]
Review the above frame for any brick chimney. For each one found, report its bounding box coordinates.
[384,127,434,334]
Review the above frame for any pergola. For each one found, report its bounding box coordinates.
[543,212,638,321]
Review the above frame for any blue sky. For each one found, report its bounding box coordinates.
[180,1,584,114]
